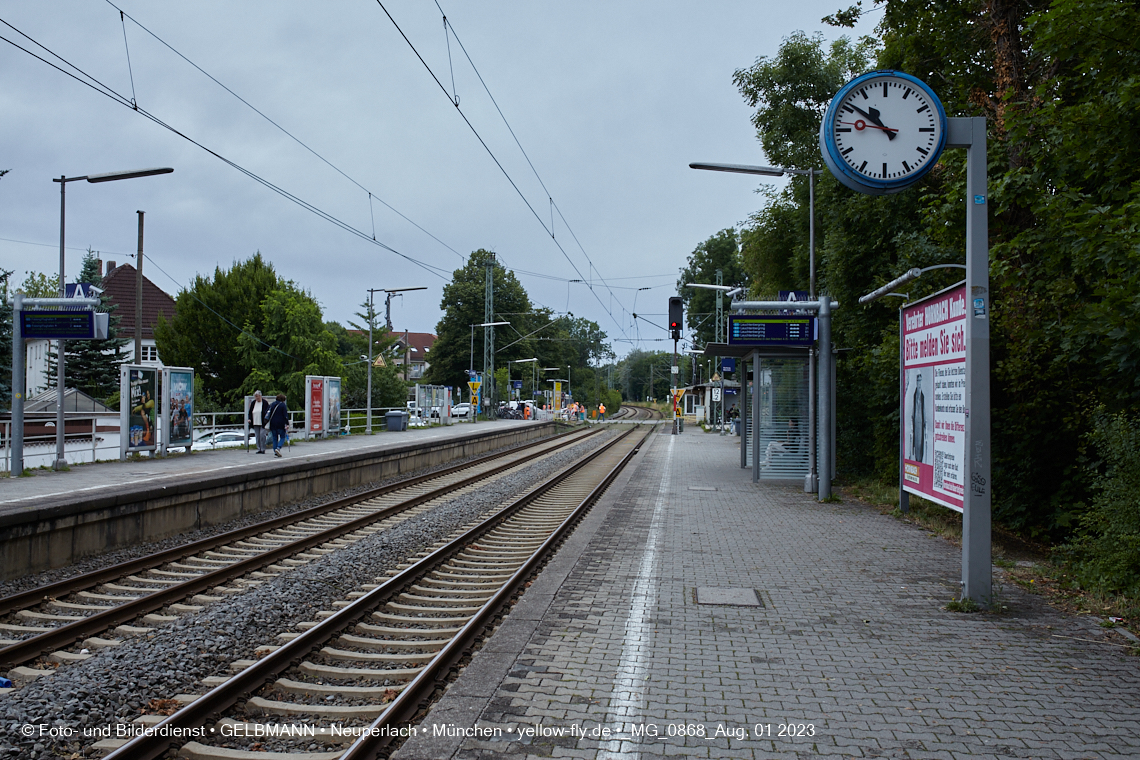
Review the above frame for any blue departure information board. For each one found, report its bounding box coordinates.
[728,316,815,347]
[21,310,95,340]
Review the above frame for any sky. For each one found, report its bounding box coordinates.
[0,1,878,358]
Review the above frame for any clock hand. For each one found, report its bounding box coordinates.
[839,120,898,134]
[848,104,897,141]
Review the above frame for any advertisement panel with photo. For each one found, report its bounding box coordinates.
[121,366,158,455]
[164,368,194,448]
[902,285,967,512]
[326,377,341,434]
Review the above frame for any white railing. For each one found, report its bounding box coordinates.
[1,406,423,473]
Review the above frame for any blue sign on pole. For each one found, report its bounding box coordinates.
[21,310,95,340]
[728,316,815,347]
[721,358,736,374]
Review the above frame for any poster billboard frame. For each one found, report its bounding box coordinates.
[901,282,967,512]
[120,365,158,458]
[326,376,341,435]
[162,366,195,453]
[305,375,325,438]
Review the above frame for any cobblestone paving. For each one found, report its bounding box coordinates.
[393,428,1140,760]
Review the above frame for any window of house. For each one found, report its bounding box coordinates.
[140,345,160,362]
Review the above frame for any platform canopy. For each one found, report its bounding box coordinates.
[699,343,812,359]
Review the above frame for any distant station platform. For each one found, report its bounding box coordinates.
[0,419,550,580]
[393,425,1140,760]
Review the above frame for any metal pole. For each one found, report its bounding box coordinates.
[135,211,144,364]
[899,303,909,513]
[54,177,67,470]
[809,170,816,300]
[366,290,374,434]
[817,295,832,500]
[752,352,761,483]
[12,292,24,476]
[961,116,992,603]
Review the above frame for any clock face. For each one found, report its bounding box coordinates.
[820,71,947,194]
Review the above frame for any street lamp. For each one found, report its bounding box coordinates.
[691,161,821,476]
[509,358,538,402]
[366,286,426,434]
[470,321,509,416]
[52,167,172,470]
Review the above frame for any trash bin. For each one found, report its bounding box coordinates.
[386,410,408,432]
[678,418,684,432]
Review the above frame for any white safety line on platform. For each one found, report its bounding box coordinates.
[597,434,672,760]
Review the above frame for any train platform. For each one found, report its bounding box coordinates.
[394,425,1140,759]
[0,419,550,579]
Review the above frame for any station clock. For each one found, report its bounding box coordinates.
[819,70,947,195]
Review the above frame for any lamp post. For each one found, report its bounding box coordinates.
[51,167,172,470]
[470,321,510,417]
[690,161,820,479]
[685,281,742,434]
[366,286,425,434]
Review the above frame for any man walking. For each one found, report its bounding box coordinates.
[248,390,268,454]
[267,393,290,457]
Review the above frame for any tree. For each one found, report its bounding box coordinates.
[423,250,534,391]
[154,253,280,405]
[18,271,58,298]
[676,229,747,346]
[51,249,129,400]
[236,286,343,408]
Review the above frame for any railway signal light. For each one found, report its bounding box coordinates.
[669,297,683,341]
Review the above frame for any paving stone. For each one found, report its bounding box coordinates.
[392,428,1140,759]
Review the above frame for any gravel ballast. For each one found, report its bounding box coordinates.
[0,429,613,759]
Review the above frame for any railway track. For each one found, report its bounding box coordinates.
[100,424,651,760]
[0,427,598,680]
[619,404,664,421]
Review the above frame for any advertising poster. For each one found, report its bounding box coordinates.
[326,377,341,434]
[165,368,194,448]
[902,285,967,512]
[553,381,562,412]
[306,376,324,435]
[123,366,157,453]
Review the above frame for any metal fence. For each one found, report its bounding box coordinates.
[0,406,418,472]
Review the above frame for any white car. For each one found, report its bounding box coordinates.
[451,403,473,417]
[191,430,255,451]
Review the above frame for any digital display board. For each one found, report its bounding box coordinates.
[21,310,95,340]
[728,316,815,347]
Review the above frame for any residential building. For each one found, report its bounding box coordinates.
[24,259,176,396]
[389,332,436,380]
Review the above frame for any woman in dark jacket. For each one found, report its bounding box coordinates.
[266,393,290,457]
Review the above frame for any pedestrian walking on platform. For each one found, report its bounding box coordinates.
[248,390,268,454]
[267,393,290,457]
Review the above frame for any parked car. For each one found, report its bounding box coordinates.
[191,430,254,451]
[451,403,472,417]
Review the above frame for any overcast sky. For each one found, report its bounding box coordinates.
[0,1,877,357]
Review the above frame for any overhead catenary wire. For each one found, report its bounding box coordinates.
[373,1,634,341]
[0,18,452,285]
[102,0,468,263]
[435,1,637,335]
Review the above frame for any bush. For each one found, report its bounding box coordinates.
[1064,410,1140,594]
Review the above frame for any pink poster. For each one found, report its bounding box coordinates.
[902,285,966,512]
[308,377,324,433]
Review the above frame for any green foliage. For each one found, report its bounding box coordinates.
[236,287,343,408]
[154,253,280,405]
[18,271,58,298]
[54,249,129,400]
[676,229,747,346]
[729,2,1140,543]
[733,31,875,170]
[1063,411,1140,595]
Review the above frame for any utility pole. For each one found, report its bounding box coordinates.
[483,255,495,412]
[134,211,144,364]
